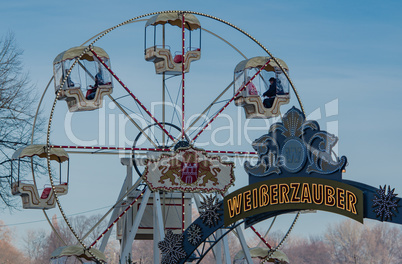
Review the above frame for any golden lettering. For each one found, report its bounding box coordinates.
[312,184,324,204]
[336,188,345,210]
[244,190,252,212]
[300,183,312,203]
[252,188,258,209]
[227,193,242,218]
[290,183,301,203]
[270,184,278,205]
[346,190,357,214]
[259,184,269,207]
[278,184,290,204]
[325,185,336,206]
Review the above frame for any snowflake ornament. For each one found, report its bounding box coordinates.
[199,195,221,227]
[372,185,400,221]
[187,224,203,246]
[158,230,186,264]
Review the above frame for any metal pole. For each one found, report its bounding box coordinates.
[181,13,186,139]
[235,226,253,264]
[162,24,166,145]
[120,188,152,261]
[221,231,231,264]
[153,193,160,264]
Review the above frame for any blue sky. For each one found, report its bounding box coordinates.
[1,0,402,249]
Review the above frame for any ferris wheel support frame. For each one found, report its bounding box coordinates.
[120,188,152,260]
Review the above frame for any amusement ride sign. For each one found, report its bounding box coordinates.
[143,146,235,193]
[223,107,400,226]
[225,177,363,225]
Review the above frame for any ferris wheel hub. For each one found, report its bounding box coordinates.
[174,140,190,151]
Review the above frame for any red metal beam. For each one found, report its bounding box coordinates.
[191,59,271,143]
[250,225,272,249]
[181,13,186,139]
[50,145,170,152]
[204,150,257,155]
[90,48,176,142]
[50,145,257,155]
[88,188,147,249]
[182,192,185,232]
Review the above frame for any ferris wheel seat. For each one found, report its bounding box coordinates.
[40,187,52,199]
[60,85,112,112]
[174,54,183,63]
[11,181,68,210]
[145,46,200,74]
[235,94,290,119]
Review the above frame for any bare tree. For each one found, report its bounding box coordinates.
[23,214,108,263]
[0,220,29,263]
[0,32,43,208]
[324,220,402,264]
[23,229,48,264]
[284,235,331,264]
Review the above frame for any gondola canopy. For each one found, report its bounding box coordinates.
[12,145,69,163]
[234,56,289,73]
[145,12,201,30]
[50,245,107,262]
[53,46,109,64]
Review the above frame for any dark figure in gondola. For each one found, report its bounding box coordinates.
[86,72,104,100]
[262,77,277,108]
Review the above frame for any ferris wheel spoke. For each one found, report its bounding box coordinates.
[250,225,272,249]
[50,145,258,160]
[181,13,186,140]
[50,145,170,152]
[165,81,183,130]
[108,95,158,148]
[185,80,234,135]
[191,59,272,143]
[204,150,257,156]
[90,48,176,142]
[202,28,247,60]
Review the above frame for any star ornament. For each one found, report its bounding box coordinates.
[158,230,186,264]
[372,185,400,221]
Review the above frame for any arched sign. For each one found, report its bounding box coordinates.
[225,177,363,226]
[224,107,401,227]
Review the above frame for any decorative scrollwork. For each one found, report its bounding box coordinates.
[245,107,347,178]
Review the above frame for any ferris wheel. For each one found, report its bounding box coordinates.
[11,11,307,264]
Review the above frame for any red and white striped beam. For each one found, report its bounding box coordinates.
[250,225,272,249]
[181,13,186,140]
[88,188,147,249]
[191,59,271,143]
[50,145,257,156]
[90,48,176,142]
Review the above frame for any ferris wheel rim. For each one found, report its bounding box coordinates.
[41,10,305,263]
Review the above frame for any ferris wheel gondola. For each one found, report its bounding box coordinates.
[11,144,69,209]
[144,12,201,75]
[53,46,113,112]
[234,56,290,119]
